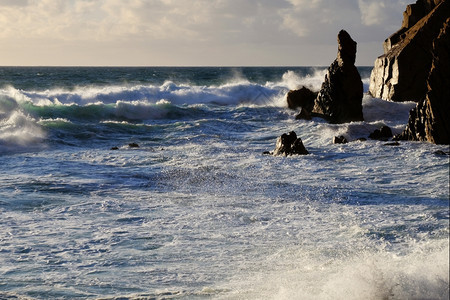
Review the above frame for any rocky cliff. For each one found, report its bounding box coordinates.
[395,17,450,144]
[368,0,449,102]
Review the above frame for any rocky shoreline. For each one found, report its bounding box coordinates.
[278,0,449,154]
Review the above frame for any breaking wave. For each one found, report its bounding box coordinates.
[1,68,410,151]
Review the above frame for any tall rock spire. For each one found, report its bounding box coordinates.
[312,30,363,124]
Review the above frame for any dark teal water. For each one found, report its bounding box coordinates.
[0,66,373,90]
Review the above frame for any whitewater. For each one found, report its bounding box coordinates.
[0,67,448,299]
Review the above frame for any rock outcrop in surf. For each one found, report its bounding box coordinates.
[368,0,449,102]
[285,86,317,120]
[266,131,309,156]
[286,87,317,112]
[312,30,364,124]
[369,125,393,141]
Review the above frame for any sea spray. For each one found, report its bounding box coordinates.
[223,240,449,300]
[0,95,46,151]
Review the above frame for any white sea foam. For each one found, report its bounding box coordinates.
[362,95,416,126]
[300,94,417,144]
[37,117,72,125]
[0,95,46,151]
[224,240,449,300]
[362,77,371,93]
[0,111,45,149]
[275,69,327,91]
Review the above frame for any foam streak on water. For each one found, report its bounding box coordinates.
[0,67,448,299]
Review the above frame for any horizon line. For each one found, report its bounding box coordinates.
[0,65,374,68]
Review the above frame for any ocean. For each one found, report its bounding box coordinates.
[0,67,448,299]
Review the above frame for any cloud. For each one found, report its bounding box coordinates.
[0,0,286,43]
[0,0,406,42]
[0,0,409,66]
[0,0,29,6]
[280,0,362,41]
[358,0,408,27]
[358,0,386,26]
[0,0,97,40]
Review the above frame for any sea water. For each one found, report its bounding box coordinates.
[0,67,448,299]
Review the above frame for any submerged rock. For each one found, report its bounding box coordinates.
[272,131,309,156]
[369,0,449,102]
[128,143,140,148]
[313,30,364,123]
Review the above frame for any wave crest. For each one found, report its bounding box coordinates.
[0,95,46,151]
[1,70,328,108]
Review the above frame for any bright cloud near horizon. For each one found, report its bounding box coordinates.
[0,0,408,66]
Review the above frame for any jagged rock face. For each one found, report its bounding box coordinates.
[396,17,450,144]
[369,0,448,102]
[337,30,357,66]
[313,30,363,124]
[401,0,443,30]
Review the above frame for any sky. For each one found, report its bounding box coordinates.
[0,0,409,66]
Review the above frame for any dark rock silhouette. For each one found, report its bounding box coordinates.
[369,0,449,102]
[384,141,401,146]
[333,136,348,144]
[295,108,312,120]
[434,150,450,155]
[369,125,393,140]
[272,131,309,156]
[395,16,450,144]
[312,30,364,123]
[286,86,317,112]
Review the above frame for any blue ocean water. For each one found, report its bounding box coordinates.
[0,67,448,299]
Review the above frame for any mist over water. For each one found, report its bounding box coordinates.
[0,67,448,299]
